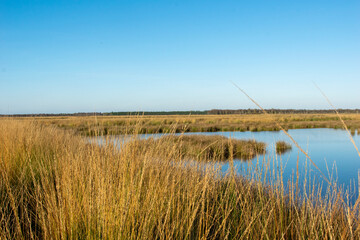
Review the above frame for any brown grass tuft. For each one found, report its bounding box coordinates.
[134,134,266,161]
[276,141,292,154]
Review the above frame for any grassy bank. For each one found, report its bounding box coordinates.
[1,119,360,239]
[16,113,360,136]
[135,135,266,161]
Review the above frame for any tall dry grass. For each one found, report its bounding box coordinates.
[1,119,360,239]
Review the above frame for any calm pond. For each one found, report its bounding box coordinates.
[97,128,360,203]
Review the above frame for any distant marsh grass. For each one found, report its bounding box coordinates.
[28,113,360,136]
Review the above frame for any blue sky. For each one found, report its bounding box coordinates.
[1,0,359,114]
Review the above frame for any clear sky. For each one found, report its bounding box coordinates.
[1,0,359,114]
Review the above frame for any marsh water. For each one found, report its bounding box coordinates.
[190,129,360,185]
[96,128,360,203]
[189,129,360,203]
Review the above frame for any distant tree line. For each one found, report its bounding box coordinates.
[0,112,105,117]
[207,109,360,114]
[1,109,360,117]
[107,111,208,116]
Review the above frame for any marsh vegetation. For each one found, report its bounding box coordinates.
[135,135,266,161]
[28,113,360,136]
[276,140,292,154]
[1,118,360,239]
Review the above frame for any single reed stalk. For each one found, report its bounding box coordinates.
[313,82,360,159]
